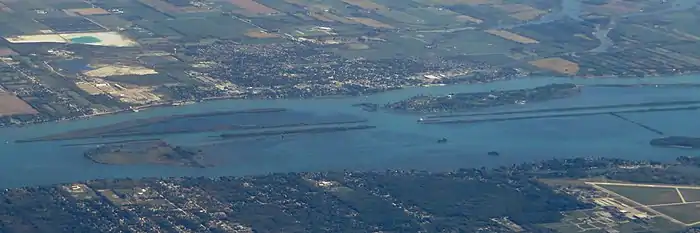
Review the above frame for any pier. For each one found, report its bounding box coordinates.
[608,113,664,135]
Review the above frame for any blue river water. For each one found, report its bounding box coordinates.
[2,75,700,188]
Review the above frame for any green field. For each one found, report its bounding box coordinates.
[598,185,682,205]
[540,208,679,233]
[162,16,254,41]
[679,188,700,202]
[87,15,134,31]
[652,203,700,225]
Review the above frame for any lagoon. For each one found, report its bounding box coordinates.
[2,75,700,188]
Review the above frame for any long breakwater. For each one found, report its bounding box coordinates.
[420,101,700,125]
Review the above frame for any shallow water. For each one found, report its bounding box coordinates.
[1,75,700,188]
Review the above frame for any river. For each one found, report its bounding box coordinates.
[2,75,700,188]
[499,0,700,53]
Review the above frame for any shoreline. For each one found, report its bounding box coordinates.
[82,140,209,168]
[4,72,700,131]
[15,108,289,143]
[2,77,700,189]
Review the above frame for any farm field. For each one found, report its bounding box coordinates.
[0,92,39,116]
[530,58,580,75]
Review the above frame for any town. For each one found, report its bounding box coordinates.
[0,0,697,128]
[5,156,700,232]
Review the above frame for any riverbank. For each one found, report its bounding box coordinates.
[5,72,700,131]
[2,74,700,189]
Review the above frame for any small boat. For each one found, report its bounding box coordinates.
[437,138,448,143]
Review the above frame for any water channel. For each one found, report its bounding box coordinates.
[1,75,700,188]
[2,0,699,189]
[499,0,700,53]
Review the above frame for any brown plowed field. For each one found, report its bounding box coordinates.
[228,0,279,14]
[0,92,38,116]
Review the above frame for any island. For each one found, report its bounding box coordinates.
[650,136,700,149]
[352,103,379,112]
[17,108,370,143]
[219,125,376,139]
[84,140,208,168]
[384,83,581,113]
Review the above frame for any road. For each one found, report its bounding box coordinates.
[587,182,700,190]
[587,182,700,226]
[586,182,687,225]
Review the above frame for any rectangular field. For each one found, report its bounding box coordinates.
[415,0,495,5]
[456,15,483,24]
[138,0,180,13]
[485,29,539,44]
[597,184,682,206]
[36,17,105,33]
[510,10,545,21]
[346,17,394,29]
[0,92,39,116]
[679,188,700,202]
[652,203,700,225]
[63,8,110,16]
[227,0,280,15]
[529,58,580,75]
[341,0,387,10]
[244,29,280,38]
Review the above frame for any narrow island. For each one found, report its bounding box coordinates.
[84,140,208,168]
[650,136,700,149]
[219,125,376,139]
[352,103,379,112]
[384,83,581,113]
[16,108,288,143]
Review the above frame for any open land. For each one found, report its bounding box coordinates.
[227,0,280,15]
[679,188,700,202]
[587,181,700,226]
[529,57,581,75]
[0,91,39,116]
[0,0,697,130]
[485,29,540,44]
[84,140,208,168]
